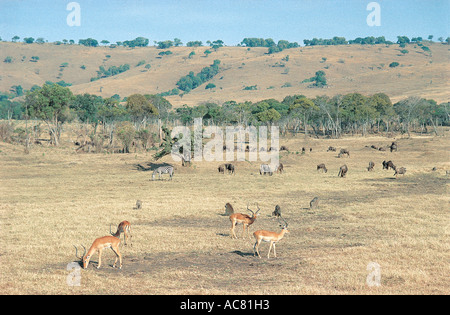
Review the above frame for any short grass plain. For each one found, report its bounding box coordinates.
[0,133,449,294]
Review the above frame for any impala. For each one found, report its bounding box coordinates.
[74,235,122,269]
[110,220,132,246]
[253,217,289,259]
[229,203,260,239]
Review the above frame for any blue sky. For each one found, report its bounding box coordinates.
[0,0,448,45]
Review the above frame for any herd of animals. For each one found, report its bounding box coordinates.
[74,141,407,270]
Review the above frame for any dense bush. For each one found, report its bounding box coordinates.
[91,64,130,81]
[78,38,98,47]
[176,60,221,92]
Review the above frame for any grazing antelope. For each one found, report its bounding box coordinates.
[74,236,122,269]
[394,167,406,178]
[253,217,289,259]
[310,197,319,210]
[367,161,375,171]
[275,163,284,174]
[327,146,337,152]
[110,221,132,246]
[338,165,348,177]
[382,160,396,171]
[338,149,350,158]
[317,163,327,173]
[229,203,260,239]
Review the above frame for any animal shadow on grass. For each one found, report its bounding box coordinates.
[134,162,172,172]
[231,250,254,257]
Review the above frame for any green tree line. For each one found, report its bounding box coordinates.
[1,84,448,148]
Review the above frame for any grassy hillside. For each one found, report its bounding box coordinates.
[0,42,449,107]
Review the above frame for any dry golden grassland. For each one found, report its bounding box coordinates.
[0,132,449,294]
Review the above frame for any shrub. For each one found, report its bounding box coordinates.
[389,62,400,68]
[158,51,172,56]
[117,122,135,153]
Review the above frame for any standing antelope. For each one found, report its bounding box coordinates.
[74,236,122,269]
[110,220,132,247]
[229,203,260,239]
[253,217,289,259]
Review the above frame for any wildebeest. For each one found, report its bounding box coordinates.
[310,197,319,210]
[394,167,406,178]
[272,205,281,217]
[317,163,327,173]
[390,141,398,152]
[338,149,350,158]
[260,164,273,176]
[280,146,289,151]
[327,146,337,152]
[225,163,235,175]
[367,161,375,171]
[218,163,235,174]
[338,165,348,177]
[382,160,396,170]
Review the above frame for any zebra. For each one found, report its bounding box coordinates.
[260,164,273,176]
[152,165,174,181]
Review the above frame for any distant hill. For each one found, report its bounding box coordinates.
[0,41,448,106]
